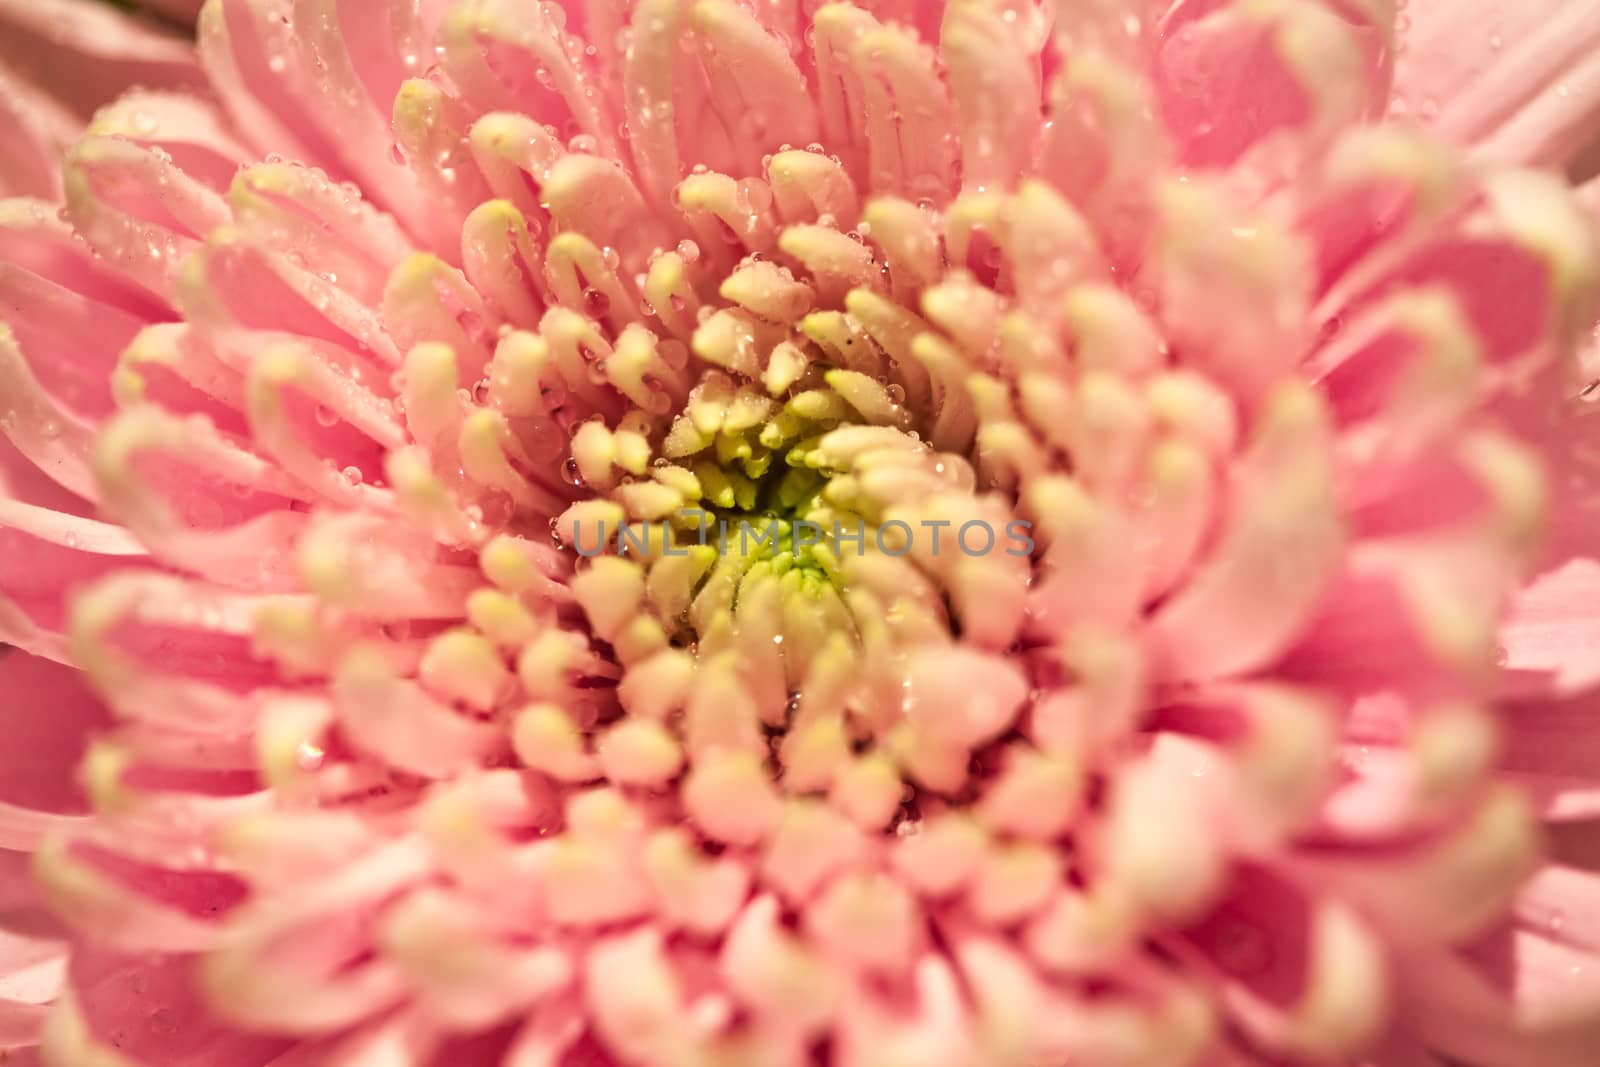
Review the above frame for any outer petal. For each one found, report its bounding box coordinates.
[0,66,79,199]
[1500,558,1600,698]
[1395,0,1600,169]
[0,0,203,117]
[0,499,146,662]
[197,0,433,243]
[0,651,111,828]
[44,951,291,1067]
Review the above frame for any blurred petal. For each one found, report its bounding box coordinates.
[0,0,202,118]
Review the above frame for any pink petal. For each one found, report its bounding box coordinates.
[67,571,287,730]
[53,950,291,1067]
[63,134,232,299]
[1395,0,1600,169]
[0,925,65,1035]
[942,0,1041,192]
[0,650,111,819]
[194,0,428,245]
[392,77,495,253]
[1178,865,1389,1059]
[0,434,92,519]
[89,408,312,591]
[138,0,207,23]
[180,235,403,382]
[622,0,741,202]
[0,266,148,419]
[1154,0,1385,174]
[1500,557,1600,697]
[331,649,500,778]
[436,0,618,161]
[1301,786,1538,944]
[0,0,202,118]
[228,160,415,311]
[1038,46,1166,269]
[1499,688,1600,820]
[0,64,78,200]
[87,90,251,193]
[197,0,348,181]
[0,199,170,320]
[688,0,818,177]
[0,501,146,660]
[1295,127,1460,297]
[1150,386,1344,681]
[1396,941,1600,1067]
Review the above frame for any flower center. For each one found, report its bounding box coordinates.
[528,205,1046,839]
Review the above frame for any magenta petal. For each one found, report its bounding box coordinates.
[0,650,111,817]
[63,949,291,1067]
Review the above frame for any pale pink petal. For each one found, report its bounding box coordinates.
[1150,385,1343,681]
[0,64,79,200]
[436,0,617,159]
[87,90,252,192]
[1395,0,1600,169]
[0,500,146,662]
[1500,558,1600,697]
[942,0,1042,192]
[0,0,203,118]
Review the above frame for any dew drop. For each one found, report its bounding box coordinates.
[295,741,326,771]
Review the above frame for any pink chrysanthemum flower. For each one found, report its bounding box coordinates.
[3,0,1600,1064]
